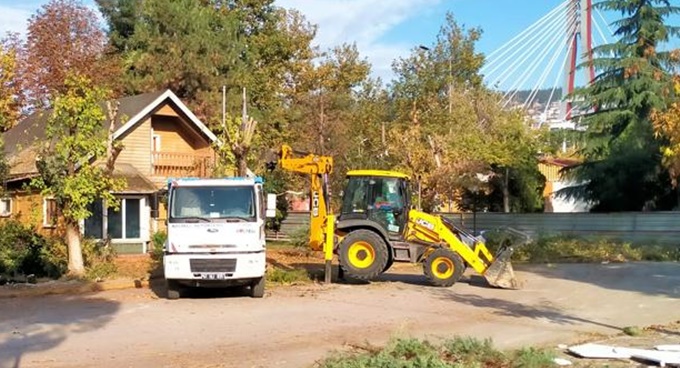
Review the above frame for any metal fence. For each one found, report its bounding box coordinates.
[266,211,680,245]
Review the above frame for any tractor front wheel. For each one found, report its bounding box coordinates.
[423,248,465,287]
[338,230,389,281]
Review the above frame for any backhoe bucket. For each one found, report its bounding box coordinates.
[483,245,519,289]
[480,227,529,289]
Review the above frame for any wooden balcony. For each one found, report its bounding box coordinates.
[152,151,214,178]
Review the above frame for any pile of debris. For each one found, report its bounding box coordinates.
[563,342,680,366]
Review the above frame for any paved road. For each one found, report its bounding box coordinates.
[1,262,679,368]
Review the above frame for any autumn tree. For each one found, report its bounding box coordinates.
[22,0,120,110]
[32,74,125,276]
[389,14,489,211]
[652,74,680,194]
[0,38,23,131]
[562,0,680,211]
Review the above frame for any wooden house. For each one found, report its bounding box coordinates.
[1,89,218,253]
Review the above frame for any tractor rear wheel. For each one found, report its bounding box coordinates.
[338,230,389,281]
[423,248,465,287]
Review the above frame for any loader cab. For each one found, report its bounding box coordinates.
[339,170,411,237]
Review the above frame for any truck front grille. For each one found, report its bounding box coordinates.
[190,259,237,273]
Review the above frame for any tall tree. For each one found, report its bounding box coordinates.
[652,74,680,191]
[562,0,680,211]
[0,38,23,131]
[32,74,125,276]
[22,0,121,109]
[95,0,141,52]
[286,43,374,198]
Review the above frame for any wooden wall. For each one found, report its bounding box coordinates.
[117,117,152,175]
[0,191,62,237]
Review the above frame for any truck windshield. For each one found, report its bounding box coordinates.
[170,186,256,221]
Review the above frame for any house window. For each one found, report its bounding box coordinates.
[43,198,58,228]
[0,198,11,217]
[85,197,142,240]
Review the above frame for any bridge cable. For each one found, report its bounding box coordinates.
[501,13,576,107]
[491,8,568,94]
[481,0,570,82]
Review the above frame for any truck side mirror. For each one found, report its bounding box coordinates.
[266,193,277,218]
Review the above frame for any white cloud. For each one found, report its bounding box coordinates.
[275,0,442,83]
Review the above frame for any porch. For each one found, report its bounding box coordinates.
[152,151,215,178]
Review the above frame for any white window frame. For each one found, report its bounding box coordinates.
[96,196,146,243]
[43,197,57,228]
[0,197,11,217]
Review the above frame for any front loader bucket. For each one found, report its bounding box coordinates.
[483,245,519,289]
[481,227,530,289]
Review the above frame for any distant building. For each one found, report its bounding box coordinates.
[538,157,592,212]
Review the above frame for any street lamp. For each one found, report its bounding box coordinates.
[418,44,452,115]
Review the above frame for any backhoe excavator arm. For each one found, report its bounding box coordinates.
[264,144,334,251]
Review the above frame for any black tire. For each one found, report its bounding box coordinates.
[338,230,389,281]
[250,277,265,298]
[383,255,394,273]
[166,280,181,300]
[423,248,465,287]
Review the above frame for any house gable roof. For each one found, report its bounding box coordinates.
[2,89,216,181]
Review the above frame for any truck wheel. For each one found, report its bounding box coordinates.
[338,230,389,281]
[250,277,265,298]
[166,280,181,300]
[423,248,465,287]
[383,256,394,273]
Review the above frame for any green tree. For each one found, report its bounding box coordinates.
[31,74,125,276]
[388,14,487,211]
[562,0,680,211]
[95,0,141,52]
[285,43,376,199]
[101,1,318,174]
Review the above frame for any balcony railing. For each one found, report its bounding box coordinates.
[152,151,214,178]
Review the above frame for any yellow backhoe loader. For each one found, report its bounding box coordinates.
[265,144,526,289]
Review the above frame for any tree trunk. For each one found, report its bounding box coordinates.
[66,221,85,276]
[237,154,248,177]
[503,167,510,213]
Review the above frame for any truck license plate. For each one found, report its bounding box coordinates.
[201,273,227,279]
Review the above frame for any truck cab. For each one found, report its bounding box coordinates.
[162,177,276,299]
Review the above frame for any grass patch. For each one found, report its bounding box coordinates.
[484,231,680,264]
[622,326,643,336]
[317,337,555,368]
[266,267,311,285]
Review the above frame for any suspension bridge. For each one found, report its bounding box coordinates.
[481,0,615,130]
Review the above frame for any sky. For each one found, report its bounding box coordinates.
[1,0,679,91]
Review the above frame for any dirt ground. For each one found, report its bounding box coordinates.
[0,248,678,368]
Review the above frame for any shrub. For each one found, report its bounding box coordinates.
[151,231,167,261]
[483,230,680,264]
[289,225,310,249]
[81,238,117,280]
[0,220,58,279]
[40,237,68,278]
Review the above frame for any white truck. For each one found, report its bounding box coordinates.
[162,176,276,299]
